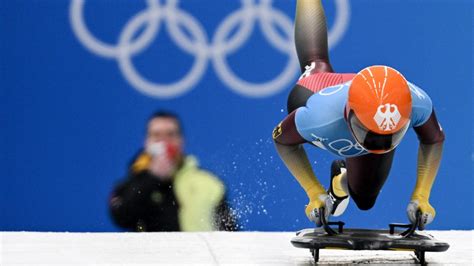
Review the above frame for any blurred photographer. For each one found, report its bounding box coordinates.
[109,111,237,232]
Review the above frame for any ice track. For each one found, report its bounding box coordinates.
[1,231,472,265]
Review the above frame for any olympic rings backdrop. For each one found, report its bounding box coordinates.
[1,0,472,231]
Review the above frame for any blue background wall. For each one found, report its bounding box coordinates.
[1,0,472,231]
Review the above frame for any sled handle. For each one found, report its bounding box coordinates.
[319,208,345,235]
[389,211,422,237]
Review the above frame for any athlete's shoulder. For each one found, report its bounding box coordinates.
[407,82,433,127]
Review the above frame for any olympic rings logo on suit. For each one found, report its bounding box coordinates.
[69,0,350,99]
[311,134,365,157]
[328,139,366,157]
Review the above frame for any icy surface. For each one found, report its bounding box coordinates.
[1,231,472,265]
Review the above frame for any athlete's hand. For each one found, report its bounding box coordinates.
[407,199,436,230]
[305,192,333,227]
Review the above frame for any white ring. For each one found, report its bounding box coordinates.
[69,0,161,58]
[319,84,346,96]
[70,0,351,98]
[117,5,208,98]
[212,1,298,97]
[329,0,350,49]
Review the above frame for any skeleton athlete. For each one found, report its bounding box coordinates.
[272,0,444,228]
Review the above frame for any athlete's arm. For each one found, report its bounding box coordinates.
[295,0,333,73]
[409,110,445,227]
[272,110,328,221]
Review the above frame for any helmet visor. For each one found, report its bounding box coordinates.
[348,110,409,153]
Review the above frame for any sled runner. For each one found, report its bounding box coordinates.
[291,210,449,264]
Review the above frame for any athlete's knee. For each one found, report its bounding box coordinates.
[349,187,378,210]
[354,197,377,210]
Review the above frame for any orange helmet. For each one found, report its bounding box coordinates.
[346,65,412,154]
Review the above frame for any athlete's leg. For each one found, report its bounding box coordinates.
[295,0,334,73]
[288,0,334,114]
[345,150,396,210]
